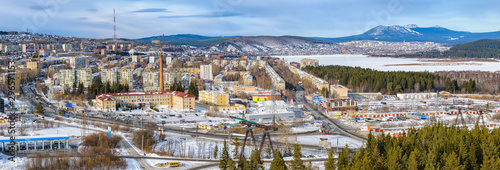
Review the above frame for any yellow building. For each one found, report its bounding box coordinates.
[199,91,229,106]
[233,86,257,95]
[330,84,349,99]
[26,61,38,71]
[208,103,246,112]
[96,91,195,112]
[96,94,117,112]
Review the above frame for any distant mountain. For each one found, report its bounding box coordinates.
[316,24,500,43]
[136,34,239,47]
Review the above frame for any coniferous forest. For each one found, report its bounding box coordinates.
[386,39,500,58]
[333,124,500,170]
[218,124,500,170]
[303,65,478,94]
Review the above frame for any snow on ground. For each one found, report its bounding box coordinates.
[117,145,143,170]
[291,125,320,133]
[32,126,93,137]
[297,135,363,148]
[0,153,25,170]
[146,159,209,169]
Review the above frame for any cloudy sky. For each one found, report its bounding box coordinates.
[1,0,499,39]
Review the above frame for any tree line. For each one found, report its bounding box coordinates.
[304,65,440,94]
[219,124,500,170]
[87,76,130,100]
[303,65,478,94]
[332,124,500,169]
[387,39,500,58]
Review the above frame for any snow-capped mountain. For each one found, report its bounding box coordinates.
[316,24,500,43]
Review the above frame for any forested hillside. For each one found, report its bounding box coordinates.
[303,65,477,94]
[391,39,500,58]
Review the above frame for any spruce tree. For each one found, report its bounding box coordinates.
[214,144,218,159]
[270,151,287,170]
[324,148,336,170]
[408,149,419,170]
[290,144,306,170]
[444,152,465,170]
[250,148,263,170]
[220,140,234,170]
[337,144,350,170]
[480,139,499,170]
[231,137,242,158]
[238,156,250,170]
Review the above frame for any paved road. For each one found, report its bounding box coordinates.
[120,139,154,170]
[295,86,367,141]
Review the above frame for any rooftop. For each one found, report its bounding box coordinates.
[103,91,195,98]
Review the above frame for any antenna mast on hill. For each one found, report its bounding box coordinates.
[113,9,117,41]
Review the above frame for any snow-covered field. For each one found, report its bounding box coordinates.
[297,135,364,148]
[279,54,500,72]
[33,126,91,136]
[0,153,25,170]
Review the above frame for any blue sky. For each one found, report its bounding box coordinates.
[1,0,499,39]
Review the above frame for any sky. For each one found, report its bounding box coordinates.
[1,0,500,39]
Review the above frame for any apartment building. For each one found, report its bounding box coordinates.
[96,91,195,112]
[300,58,319,69]
[263,62,285,91]
[59,69,76,87]
[172,67,199,75]
[200,64,213,80]
[101,69,134,88]
[199,91,229,106]
[69,56,89,68]
[76,69,92,88]
[26,61,38,71]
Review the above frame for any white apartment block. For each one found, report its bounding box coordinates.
[200,64,213,80]
[76,69,92,88]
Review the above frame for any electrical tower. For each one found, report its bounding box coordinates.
[453,108,467,127]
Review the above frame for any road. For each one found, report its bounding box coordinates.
[295,86,367,141]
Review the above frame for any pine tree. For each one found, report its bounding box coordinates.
[36,102,44,114]
[228,158,236,170]
[238,156,250,170]
[270,151,287,170]
[214,144,218,159]
[220,140,234,170]
[408,149,420,170]
[386,145,402,170]
[337,144,350,170]
[480,139,499,170]
[468,141,480,170]
[324,148,336,170]
[290,144,306,170]
[187,81,195,96]
[250,148,263,170]
[444,152,465,170]
[231,137,242,158]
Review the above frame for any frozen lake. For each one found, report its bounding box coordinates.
[276,54,500,72]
